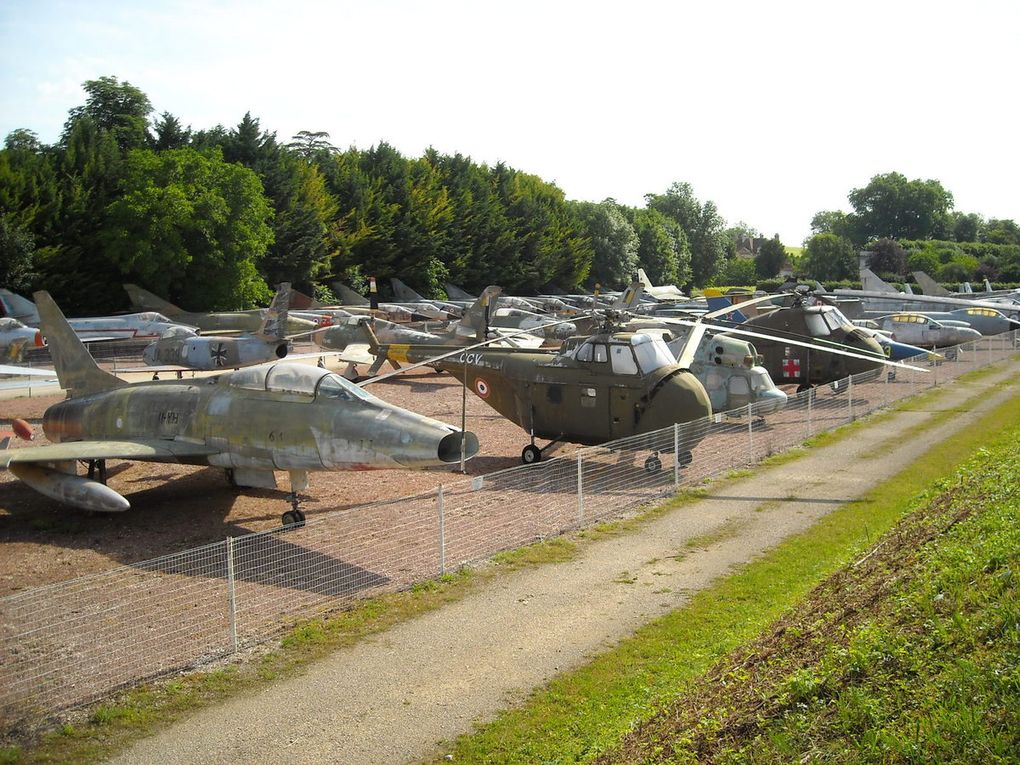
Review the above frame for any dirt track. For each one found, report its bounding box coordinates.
[104,360,1020,764]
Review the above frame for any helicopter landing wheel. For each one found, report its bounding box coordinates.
[644,454,662,474]
[521,444,542,464]
[796,384,812,393]
[678,450,693,468]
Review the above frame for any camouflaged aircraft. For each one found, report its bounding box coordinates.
[372,323,713,470]
[141,283,298,371]
[1,292,479,525]
[124,283,321,336]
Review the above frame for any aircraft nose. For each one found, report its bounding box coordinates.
[437,430,480,463]
[34,329,45,347]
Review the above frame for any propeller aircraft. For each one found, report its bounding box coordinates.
[1,292,479,525]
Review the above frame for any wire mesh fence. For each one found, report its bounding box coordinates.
[2,331,1018,725]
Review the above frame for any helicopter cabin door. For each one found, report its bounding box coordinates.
[534,340,612,443]
[607,342,643,439]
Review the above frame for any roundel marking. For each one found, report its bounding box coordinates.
[475,378,491,398]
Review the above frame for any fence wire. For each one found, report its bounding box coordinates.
[2,331,1018,724]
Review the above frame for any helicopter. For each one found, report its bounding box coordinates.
[705,288,890,391]
[371,318,715,469]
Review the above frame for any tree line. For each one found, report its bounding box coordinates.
[0,76,734,315]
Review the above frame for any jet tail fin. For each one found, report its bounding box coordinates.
[636,268,654,290]
[257,282,290,341]
[612,281,644,310]
[334,283,370,306]
[912,271,952,297]
[860,268,898,293]
[391,277,426,302]
[462,286,501,340]
[0,289,41,325]
[123,284,184,317]
[34,292,127,398]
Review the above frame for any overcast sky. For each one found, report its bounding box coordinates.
[2,0,1017,246]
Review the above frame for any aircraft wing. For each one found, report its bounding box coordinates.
[1,439,220,468]
[0,363,58,377]
[489,329,545,349]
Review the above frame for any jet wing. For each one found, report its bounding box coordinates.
[1,439,220,468]
[0,363,58,377]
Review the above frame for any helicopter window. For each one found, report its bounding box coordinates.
[316,373,373,401]
[750,369,772,392]
[804,312,830,337]
[728,375,750,395]
[631,334,675,373]
[610,344,639,375]
[575,342,608,363]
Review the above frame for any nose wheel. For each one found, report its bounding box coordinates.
[644,454,662,474]
[522,444,542,464]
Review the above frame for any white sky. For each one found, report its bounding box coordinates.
[1,0,1017,245]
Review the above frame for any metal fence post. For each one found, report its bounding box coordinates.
[848,375,854,422]
[673,422,680,490]
[806,387,812,440]
[438,484,446,575]
[576,451,584,524]
[747,402,754,465]
[226,536,237,653]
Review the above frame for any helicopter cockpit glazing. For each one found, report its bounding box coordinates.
[566,333,674,376]
[804,306,855,337]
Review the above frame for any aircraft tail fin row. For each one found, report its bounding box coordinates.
[912,271,952,297]
[34,292,127,398]
[461,286,502,341]
[0,289,41,325]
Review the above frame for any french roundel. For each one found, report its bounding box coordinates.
[475,378,491,398]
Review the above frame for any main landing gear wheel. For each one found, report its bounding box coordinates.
[644,454,662,474]
[678,450,693,468]
[521,444,542,464]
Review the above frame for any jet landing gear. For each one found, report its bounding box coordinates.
[281,492,306,528]
[86,459,108,484]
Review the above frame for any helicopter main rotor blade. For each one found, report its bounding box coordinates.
[665,318,931,374]
[358,317,579,386]
[700,292,783,321]
[674,322,708,370]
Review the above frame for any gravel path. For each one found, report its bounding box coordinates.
[109,364,1019,765]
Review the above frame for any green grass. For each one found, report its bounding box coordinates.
[432,385,1020,763]
[610,417,1020,763]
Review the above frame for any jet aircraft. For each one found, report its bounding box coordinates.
[0,317,44,360]
[1,292,479,525]
[124,283,321,336]
[141,283,300,370]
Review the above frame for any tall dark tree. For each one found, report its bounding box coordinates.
[0,214,36,292]
[151,112,191,151]
[574,200,638,289]
[629,207,690,287]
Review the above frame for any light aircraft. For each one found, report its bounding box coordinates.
[0,317,44,360]
[141,283,300,370]
[1,292,479,525]
[124,283,322,336]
